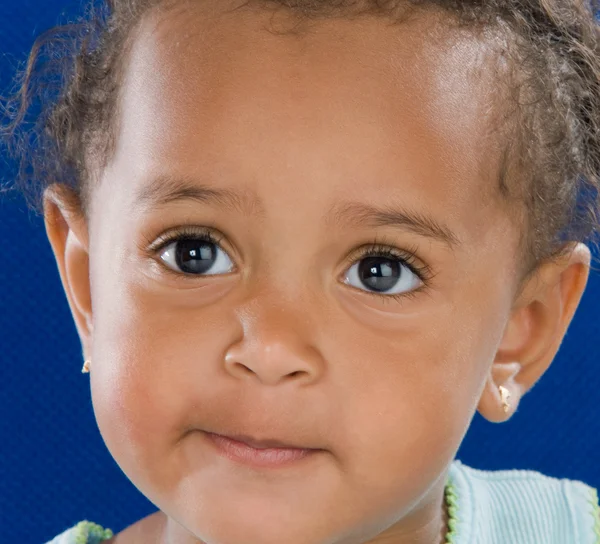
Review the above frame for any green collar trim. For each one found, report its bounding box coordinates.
[444,478,460,543]
[72,521,114,544]
[588,487,600,544]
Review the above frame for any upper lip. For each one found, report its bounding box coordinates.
[207,431,316,450]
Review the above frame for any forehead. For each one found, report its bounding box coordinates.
[102,2,509,245]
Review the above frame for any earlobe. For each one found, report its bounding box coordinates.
[477,362,523,423]
[43,184,93,359]
[477,243,591,423]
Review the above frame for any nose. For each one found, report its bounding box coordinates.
[224,300,325,386]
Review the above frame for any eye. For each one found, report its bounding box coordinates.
[343,248,424,297]
[158,234,234,276]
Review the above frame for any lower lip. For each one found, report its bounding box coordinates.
[204,432,319,468]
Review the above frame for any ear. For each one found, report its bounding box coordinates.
[477,242,591,423]
[43,183,93,361]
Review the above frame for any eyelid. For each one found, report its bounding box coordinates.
[145,225,227,253]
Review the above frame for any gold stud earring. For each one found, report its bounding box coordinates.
[82,359,91,373]
[498,385,511,413]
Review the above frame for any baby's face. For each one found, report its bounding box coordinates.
[87,4,519,543]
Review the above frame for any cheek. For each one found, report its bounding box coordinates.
[329,306,496,484]
[89,280,236,490]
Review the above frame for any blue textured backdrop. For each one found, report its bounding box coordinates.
[0,2,599,543]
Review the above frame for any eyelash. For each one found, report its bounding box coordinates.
[144,227,434,303]
[146,225,225,254]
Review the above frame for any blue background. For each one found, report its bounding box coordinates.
[1,2,598,542]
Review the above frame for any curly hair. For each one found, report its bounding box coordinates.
[1,0,599,279]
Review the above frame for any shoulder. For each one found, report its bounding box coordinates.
[45,521,114,544]
[448,460,600,544]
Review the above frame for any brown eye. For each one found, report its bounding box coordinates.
[159,237,234,275]
[344,254,421,295]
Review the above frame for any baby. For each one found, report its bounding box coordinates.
[2,0,600,543]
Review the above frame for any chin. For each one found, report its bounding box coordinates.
[184,515,324,544]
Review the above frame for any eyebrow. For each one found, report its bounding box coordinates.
[134,174,460,249]
[134,173,265,217]
[326,201,460,249]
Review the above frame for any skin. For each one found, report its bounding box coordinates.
[43,3,591,544]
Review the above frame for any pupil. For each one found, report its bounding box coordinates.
[176,239,216,274]
[358,256,401,292]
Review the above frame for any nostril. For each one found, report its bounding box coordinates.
[230,362,255,376]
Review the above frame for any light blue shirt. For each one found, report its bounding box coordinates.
[45,459,600,543]
[446,460,599,543]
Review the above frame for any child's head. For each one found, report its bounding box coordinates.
[2,1,599,543]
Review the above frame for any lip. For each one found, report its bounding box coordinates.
[215,433,307,450]
[204,431,321,468]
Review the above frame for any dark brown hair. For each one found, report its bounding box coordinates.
[1,0,599,278]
